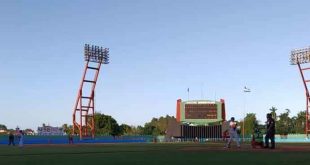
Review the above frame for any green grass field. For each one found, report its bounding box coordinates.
[1,142,310,165]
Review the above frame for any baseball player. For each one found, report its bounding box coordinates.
[225,117,240,148]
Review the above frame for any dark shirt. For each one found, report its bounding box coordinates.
[266,118,275,134]
[9,134,14,140]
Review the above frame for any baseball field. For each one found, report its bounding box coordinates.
[1,142,310,165]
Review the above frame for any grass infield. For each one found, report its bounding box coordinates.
[0,142,310,165]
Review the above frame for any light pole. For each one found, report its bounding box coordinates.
[187,88,190,101]
[73,44,110,140]
[290,47,310,137]
[243,86,251,142]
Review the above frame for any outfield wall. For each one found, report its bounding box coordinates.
[164,134,310,143]
[238,134,310,143]
[0,135,153,145]
[2,134,310,145]
[273,134,310,143]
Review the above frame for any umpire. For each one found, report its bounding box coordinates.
[265,113,275,149]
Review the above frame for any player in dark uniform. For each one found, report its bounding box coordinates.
[8,132,15,146]
[265,113,275,149]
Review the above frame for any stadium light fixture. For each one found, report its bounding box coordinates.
[243,86,251,93]
[84,44,109,64]
[290,47,310,65]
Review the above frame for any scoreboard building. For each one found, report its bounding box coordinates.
[176,99,226,125]
[166,99,226,140]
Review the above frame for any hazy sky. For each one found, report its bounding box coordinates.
[1,0,310,130]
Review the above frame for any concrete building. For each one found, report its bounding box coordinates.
[37,124,64,136]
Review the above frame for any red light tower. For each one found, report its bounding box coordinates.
[73,44,109,140]
[291,47,310,137]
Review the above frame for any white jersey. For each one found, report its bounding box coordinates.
[19,134,24,147]
[229,121,237,131]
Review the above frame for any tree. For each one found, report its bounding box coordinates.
[131,126,144,135]
[119,124,133,135]
[94,113,121,136]
[0,124,7,130]
[240,113,258,135]
[277,109,292,135]
[269,106,277,120]
[142,115,176,136]
[293,111,306,134]
[62,124,73,134]
[142,122,157,135]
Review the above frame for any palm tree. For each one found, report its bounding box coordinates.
[295,111,306,133]
[269,106,277,120]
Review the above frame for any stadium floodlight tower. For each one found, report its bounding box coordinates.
[291,46,310,137]
[73,44,109,140]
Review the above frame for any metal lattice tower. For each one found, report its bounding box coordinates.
[291,47,310,137]
[73,44,109,140]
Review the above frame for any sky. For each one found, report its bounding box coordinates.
[1,0,310,130]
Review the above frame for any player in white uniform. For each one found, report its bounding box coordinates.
[225,117,240,148]
[18,130,24,147]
